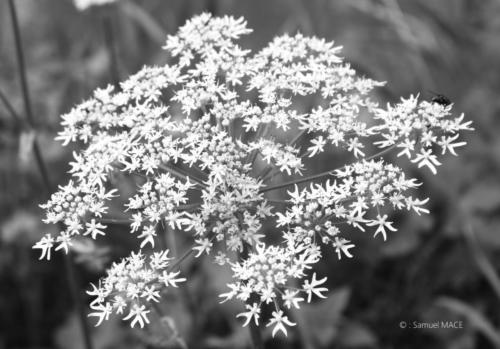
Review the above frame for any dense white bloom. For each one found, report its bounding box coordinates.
[87,250,184,328]
[38,13,472,334]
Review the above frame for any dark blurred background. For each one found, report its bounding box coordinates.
[1,0,499,348]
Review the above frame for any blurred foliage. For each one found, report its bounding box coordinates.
[1,0,500,348]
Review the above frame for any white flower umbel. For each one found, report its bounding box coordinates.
[87,250,185,328]
[37,13,472,334]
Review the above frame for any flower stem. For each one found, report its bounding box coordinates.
[0,86,22,125]
[8,0,52,192]
[167,248,195,272]
[249,320,264,349]
[259,144,397,193]
[8,1,93,348]
[63,252,94,349]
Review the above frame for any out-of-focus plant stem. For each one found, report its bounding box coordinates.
[121,1,166,45]
[7,0,51,192]
[7,1,94,349]
[463,221,500,301]
[0,86,22,124]
[102,8,120,87]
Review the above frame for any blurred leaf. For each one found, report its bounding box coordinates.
[137,315,188,349]
[463,224,500,301]
[435,297,500,347]
[379,216,426,257]
[462,182,500,214]
[17,130,35,168]
[1,209,46,244]
[203,324,249,349]
[56,311,132,349]
[72,238,111,272]
[337,320,377,348]
[297,286,351,347]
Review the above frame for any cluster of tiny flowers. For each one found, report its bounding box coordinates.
[87,250,185,328]
[220,242,326,336]
[276,159,429,260]
[373,95,472,174]
[126,173,194,248]
[73,0,118,11]
[37,13,472,334]
[34,180,116,259]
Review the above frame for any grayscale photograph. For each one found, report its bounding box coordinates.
[0,1,494,348]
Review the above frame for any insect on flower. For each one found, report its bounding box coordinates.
[429,90,452,106]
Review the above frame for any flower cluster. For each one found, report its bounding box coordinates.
[277,159,429,249]
[373,95,472,174]
[34,181,116,259]
[221,243,324,336]
[126,173,194,248]
[87,250,185,328]
[37,13,472,336]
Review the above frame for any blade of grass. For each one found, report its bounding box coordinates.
[7,1,94,348]
[463,222,500,301]
[436,297,500,346]
[121,1,166,45]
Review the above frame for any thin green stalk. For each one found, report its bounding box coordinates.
[63,252,94,349]
[7,1,93,348]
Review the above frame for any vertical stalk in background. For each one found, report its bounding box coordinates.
[248,319,264,349]
[102,8,120,87]
[7,1,94,349]
[63,252,95,349]
[0,87,22,124]
[7,0,51,191]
